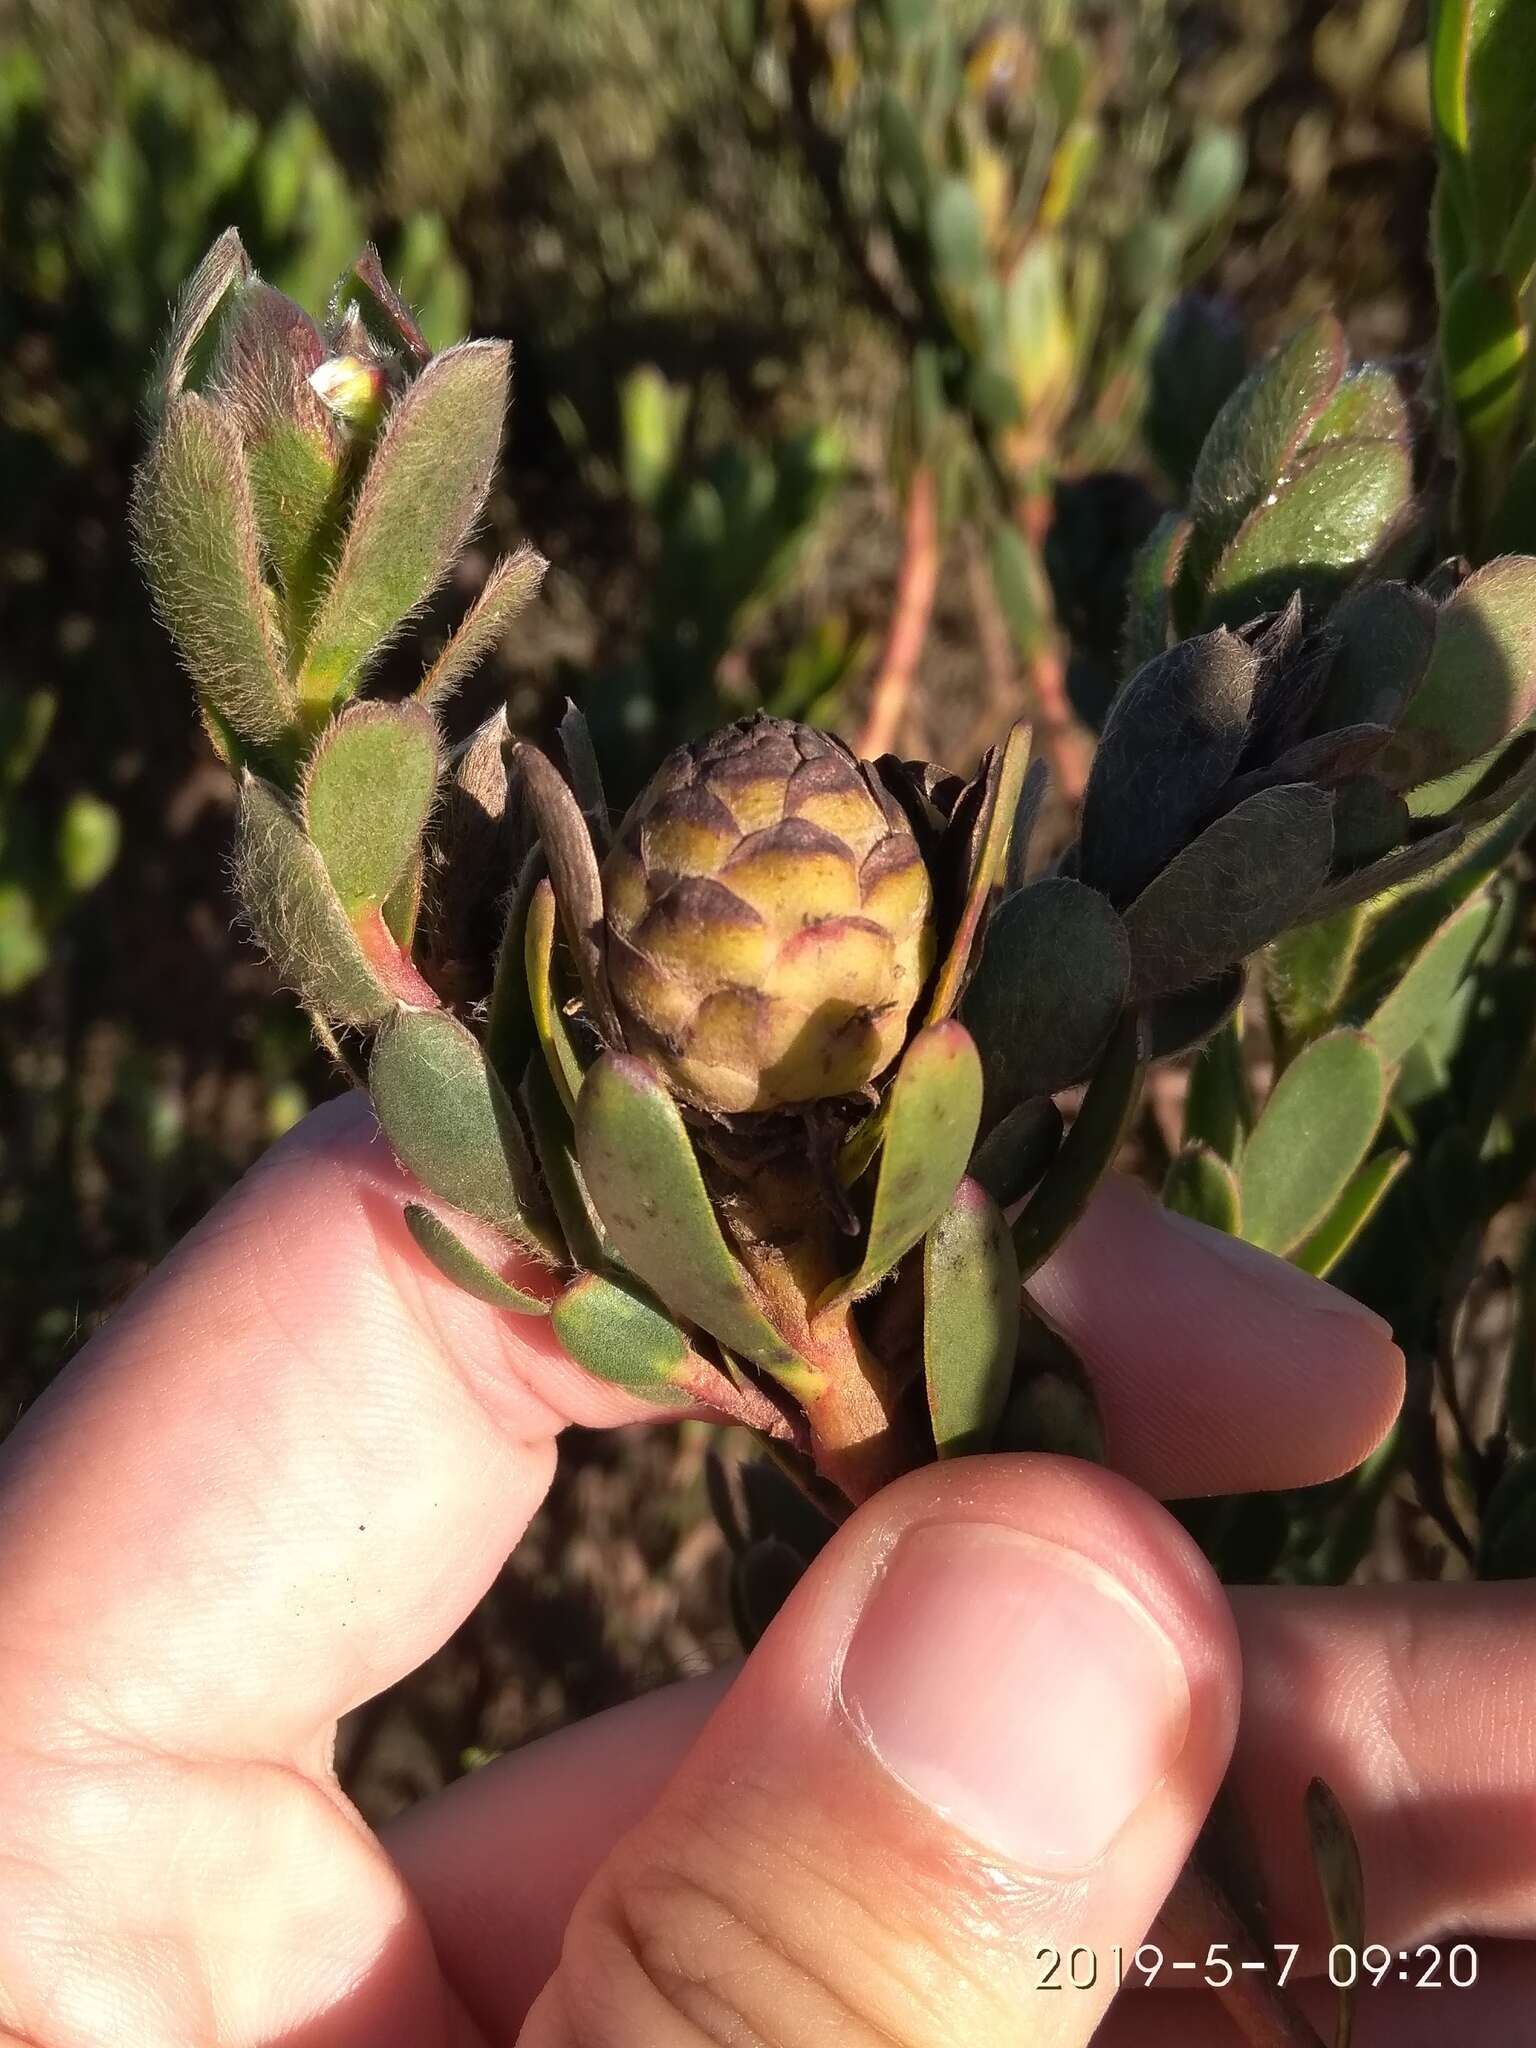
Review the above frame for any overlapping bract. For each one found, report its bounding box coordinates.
[603,719,935,1114]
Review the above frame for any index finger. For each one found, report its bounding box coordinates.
[0,1094,650,1767]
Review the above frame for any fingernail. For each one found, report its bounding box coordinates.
[1158,1205,1392,1334]
[839,1523,1189,1872]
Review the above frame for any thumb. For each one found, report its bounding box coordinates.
[521,1454,1241,2048]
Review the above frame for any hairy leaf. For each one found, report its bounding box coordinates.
[964,878,1130,1120]
[302,700,440,910]
[418,546,547,703]
[235,775,393,1026]
[1362,891,1496,1065]
[1125,785,1334,999]
[1080,630,1259,907]
[1399,557,1536,773]
[300,341,510,709]
[133,394,295,747]
[1201,438,1414,629]
[371,1008,560,1259]
[403,1203,549,1313]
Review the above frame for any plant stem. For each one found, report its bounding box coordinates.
[858,464,940,760]
[1013,491,1092,806]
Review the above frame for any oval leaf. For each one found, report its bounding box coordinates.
[302,700,440,910]
[403,1202,549,1314]
[1080,631,1258,907]
[1237,1030,1387,1255]
[963,878,1131,1122]
[1201,437,1414,629]
[551,1271,695,1405]
[1362,891,1496,1066]
[371,1008,561,1260]
[1292,1149,1408,1278]
[1399,558,1536,775]
[924,1179,1021,1459]
[1126,785,1335,1000]
[235,775,394,1027]
[827,1023,983,1309]
[575,1053,821,1397]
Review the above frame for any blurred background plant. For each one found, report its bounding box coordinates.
[16,0,1536,1832]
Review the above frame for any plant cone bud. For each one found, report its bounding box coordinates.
[603,716,936,1115]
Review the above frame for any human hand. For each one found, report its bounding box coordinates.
[0,1097,1523,2047]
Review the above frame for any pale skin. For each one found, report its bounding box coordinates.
[1,1096,1533,2048]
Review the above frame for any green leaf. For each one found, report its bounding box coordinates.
[1170,126,1245,238]
[521,1054,608,1274]
[402,1203,549,1313]
[1184,312,1347,590]
[1081,630,1258,908]
[1264,907,1365,1047]
[924,1179,1020,1459]
[1292,1149,1409,1277]
[1183,1010,1251,1164]
[1362,891,1496,1065]
[301,700,439,910]
[828,1023,983,1308]
[370,1008,561,1260]
[1201,438,1414,628]
[550,1272,697,1406]
[234,775,394,1027]
[1440,265,1528,467]
[484,853,541,1094]
[299,340,510,710]
[1464,0,1536,251]
[1014,1010,1147,1276]
[524,877,586,1116]
[963,878,1130,1122]
[1304,1778,1366,2048]
[1126,786,1335,1000]
[156,227,251,404]
[210,281,340,637]
[1302,364,1410,446]
[418,546,546,702]
[575,1053,821,1398]
[1163,1146,1241,1233]
[928,177,988,296]
[1399,558,1536,776]
[132,394,295,748]
[1237,1030,1388,1255]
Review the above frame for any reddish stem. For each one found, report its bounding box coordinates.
[857,464,941,761]
[1014,492,1092,807]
